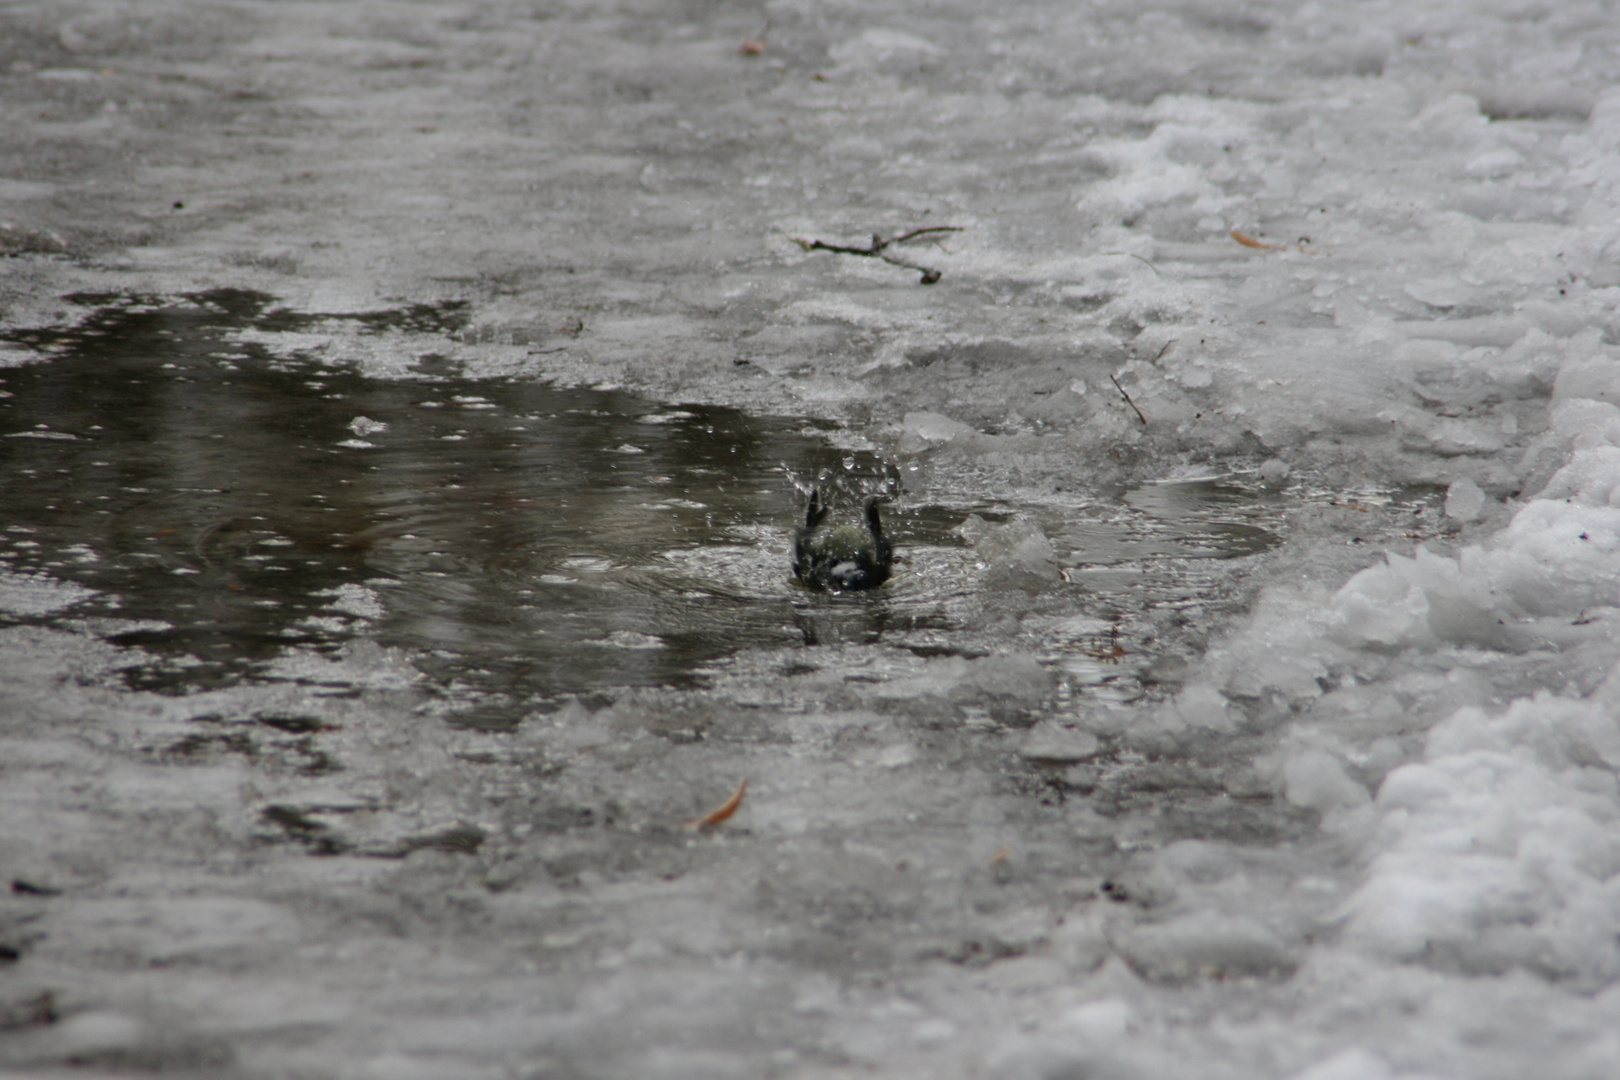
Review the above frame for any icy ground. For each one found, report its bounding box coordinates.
[6,0,1620,1077]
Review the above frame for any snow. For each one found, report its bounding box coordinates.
[0,566,95,615]
[3,0,1620,1076]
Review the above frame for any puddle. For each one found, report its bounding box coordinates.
[0,292,1302,729]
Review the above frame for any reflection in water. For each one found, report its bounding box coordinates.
[0,292,881,710]
[0,292,1288,728]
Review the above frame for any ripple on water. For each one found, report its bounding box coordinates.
[0,292,1305,729]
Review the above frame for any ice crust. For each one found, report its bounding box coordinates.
[0,566,96,616]
[959,513,1060,592]
[7,0,1620,1077]
[1322,447,1620,990]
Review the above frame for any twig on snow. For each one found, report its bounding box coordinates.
[1099,251,1163,277]
[789,226,963,284]
[1110,373,1148,425]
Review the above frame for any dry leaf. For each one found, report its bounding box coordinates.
[989,846,1012,865]
[1231,229,1281,250]
[686,779,748,829]
[739,22,770,55]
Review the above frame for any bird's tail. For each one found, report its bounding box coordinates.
[804,486,831,530]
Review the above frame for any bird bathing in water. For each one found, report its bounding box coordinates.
[792,488,893,591]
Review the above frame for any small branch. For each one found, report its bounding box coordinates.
[789,226,963,284]
[887,226,963,245]
[1100,251,1163,277]
[1110,373,1147,425]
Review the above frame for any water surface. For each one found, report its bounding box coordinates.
[0,292,1295,729]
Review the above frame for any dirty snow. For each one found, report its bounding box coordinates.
[4,1,1620,1078]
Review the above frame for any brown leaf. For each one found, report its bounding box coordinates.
[1231,229,1281,250]
[686,779,748,829]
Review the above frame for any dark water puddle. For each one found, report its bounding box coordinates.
[1118,480,1281,558]
[0,292,888,703]
[0,292,1288,729]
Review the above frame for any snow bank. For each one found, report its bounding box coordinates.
[1024,284,1620,1072]
[1343,694,1620,986]
[1316,434,1620,985]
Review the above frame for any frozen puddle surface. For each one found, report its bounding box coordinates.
[0,291,1297,726]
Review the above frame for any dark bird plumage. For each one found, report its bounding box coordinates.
[792,488,893,591]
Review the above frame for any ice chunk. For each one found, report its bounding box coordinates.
[1075,105,1252,228]
[1173,683,1236,733]
[870,651,1053,711]
[1116,912,1296,982]
[868,655,969,701]
[852,742,917,769]
[1485,500,1620,616]
[522,698,614,751]
[317,582,386,620]
[1443,477,1486,521]
[1403,278,1480,309]
[902,410,977,443]
[1552,400,1620,456]
[1258,458,1291,489]
[959,514,1057,592]
[1553,354,1620,408]
[1211,588,1334,707]
[1325,531,1620,650]
[1374,763,1457,813]
[1330,558,1432,651]
[1427,695,1620,771]
[1049,913,1110,973]
[598,630,665,649]
[829,28,946,66]
[1283,749,1371,815]
[1020,720,1099,762]
[961,652,1055,704]
[1054,999,1133,1043]
[1534,444,1620,504]
[263,639,420,689]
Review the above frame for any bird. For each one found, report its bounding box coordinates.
[791,487,893,591]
